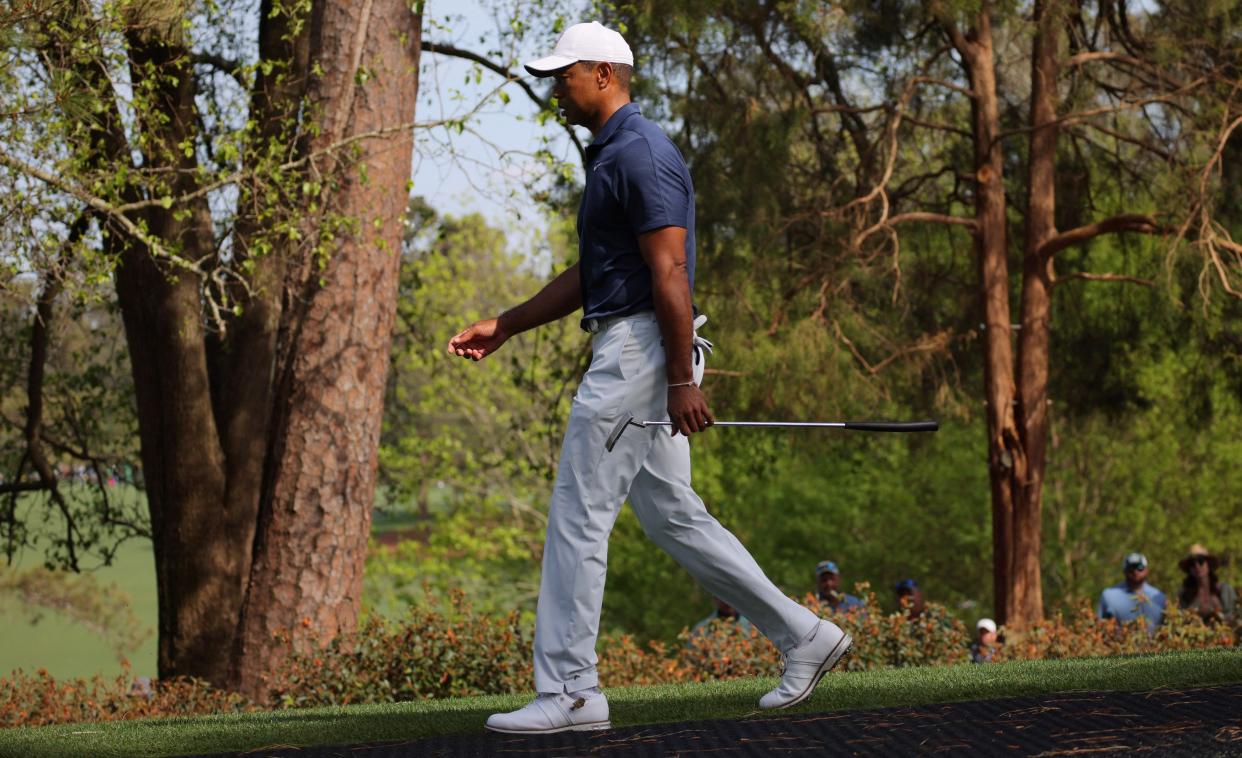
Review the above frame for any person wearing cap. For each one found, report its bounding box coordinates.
[1177,544,1236,625]
[970,618,998,663]
[894,578,925,620]
[815,560,863,613]
[1097,552,1166,633]
[449,22,851,735]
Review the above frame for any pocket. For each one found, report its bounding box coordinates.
[619,321,647,381]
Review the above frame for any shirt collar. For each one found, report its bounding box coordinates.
[589,102,640,149]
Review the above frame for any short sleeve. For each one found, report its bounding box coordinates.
[611,137,691,235]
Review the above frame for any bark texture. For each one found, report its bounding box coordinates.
[230,0,422,697]
[116,29,238,682]
[41,0,421,689]
[1013,0,1063,628]
[943,5,1026,626]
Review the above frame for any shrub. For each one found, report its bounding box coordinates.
[0,665,250,729]
[270,589,533,706]
[3,590,1235,727]
[996,601,1236,661]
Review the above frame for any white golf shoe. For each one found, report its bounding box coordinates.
[758,619,852,710]
[485,692,611,734]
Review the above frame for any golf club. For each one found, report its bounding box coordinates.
[605,412,938,452]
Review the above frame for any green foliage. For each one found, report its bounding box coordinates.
[0,287,146,566]
[372,200,587,618]
[3,587,1235,727]
[272,590,534,705]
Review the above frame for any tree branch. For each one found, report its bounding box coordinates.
[1038,214,1165,258]
[0,481,51,495]
[193,53,241,79]
[422,41,586,164]
[1054,272,1155,287]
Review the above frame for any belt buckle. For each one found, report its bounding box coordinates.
[585,317,603,334]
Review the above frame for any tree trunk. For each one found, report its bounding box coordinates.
[946,6,1025,626]
[230,0,422,698]
[1013,0,1063,628]
[115,30,240,683]
[42,0,421,690]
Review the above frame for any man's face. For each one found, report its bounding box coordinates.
[898,588,925,617]
[978,628,997,646]
[1191,556,1210,579]
[550,62,600,126]
[818,571,840,596]
[1125,565,1149,585]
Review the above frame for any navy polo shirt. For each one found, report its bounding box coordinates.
[577,103,696,328]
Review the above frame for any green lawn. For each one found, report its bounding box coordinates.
[3,649,1240,758]
[0,535,158,681]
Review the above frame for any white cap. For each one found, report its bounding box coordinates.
[976,618,997,634]
[524,21,634,76]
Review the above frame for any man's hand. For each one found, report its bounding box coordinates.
[668,383,715,437]
[447,318,510,361]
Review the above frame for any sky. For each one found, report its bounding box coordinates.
[411,1,588,247]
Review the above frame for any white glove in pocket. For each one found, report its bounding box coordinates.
[691,313,714,387]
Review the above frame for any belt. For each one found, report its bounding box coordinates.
[582,310,656,334]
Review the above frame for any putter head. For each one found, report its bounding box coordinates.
[605,412,642,453]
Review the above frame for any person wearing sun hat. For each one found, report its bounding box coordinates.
[1097,552,1166,633]
[1177,544,1236,625]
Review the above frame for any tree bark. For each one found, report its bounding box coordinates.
[115,29,240,683]
[943,5,1025,626]
[229,0,422,698]
[35,0,421,690]
[1012,0,1063,629]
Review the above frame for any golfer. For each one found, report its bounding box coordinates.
[448,21,851,734]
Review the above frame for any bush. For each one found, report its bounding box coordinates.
[3,589,1235,727]
[996,601,1236,661]
[270,589,533,706]
[0,665,250,729]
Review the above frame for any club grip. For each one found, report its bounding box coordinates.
[843,420,939,433]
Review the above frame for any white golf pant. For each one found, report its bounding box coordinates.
[532,311,819,693]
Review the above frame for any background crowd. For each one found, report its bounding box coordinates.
[693,544,1238,666]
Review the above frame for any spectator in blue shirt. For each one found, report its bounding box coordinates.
[816,560,863,613]
[1098,552,1166,632]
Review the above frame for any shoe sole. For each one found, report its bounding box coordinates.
[768,632,853,710]
[485,720,611,735]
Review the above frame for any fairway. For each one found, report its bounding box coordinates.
[0,527,158,681]
[2,649,1240,758]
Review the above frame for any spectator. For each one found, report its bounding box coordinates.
[690,596,754,638]
[815,560,863,613]
[894,578,925,620]
[1178,544,1237,626]
[970,618,998,663]
[1098,552,1166,632]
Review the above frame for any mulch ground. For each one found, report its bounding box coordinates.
[198,683,1242,757]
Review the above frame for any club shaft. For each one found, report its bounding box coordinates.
[644,421,844,428]
[641,420,939,432]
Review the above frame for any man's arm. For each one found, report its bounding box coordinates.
[447,263,581,360]
[638,226,714,436]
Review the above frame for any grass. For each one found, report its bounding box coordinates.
[2,648,1241,758]
[0,526,158,681]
